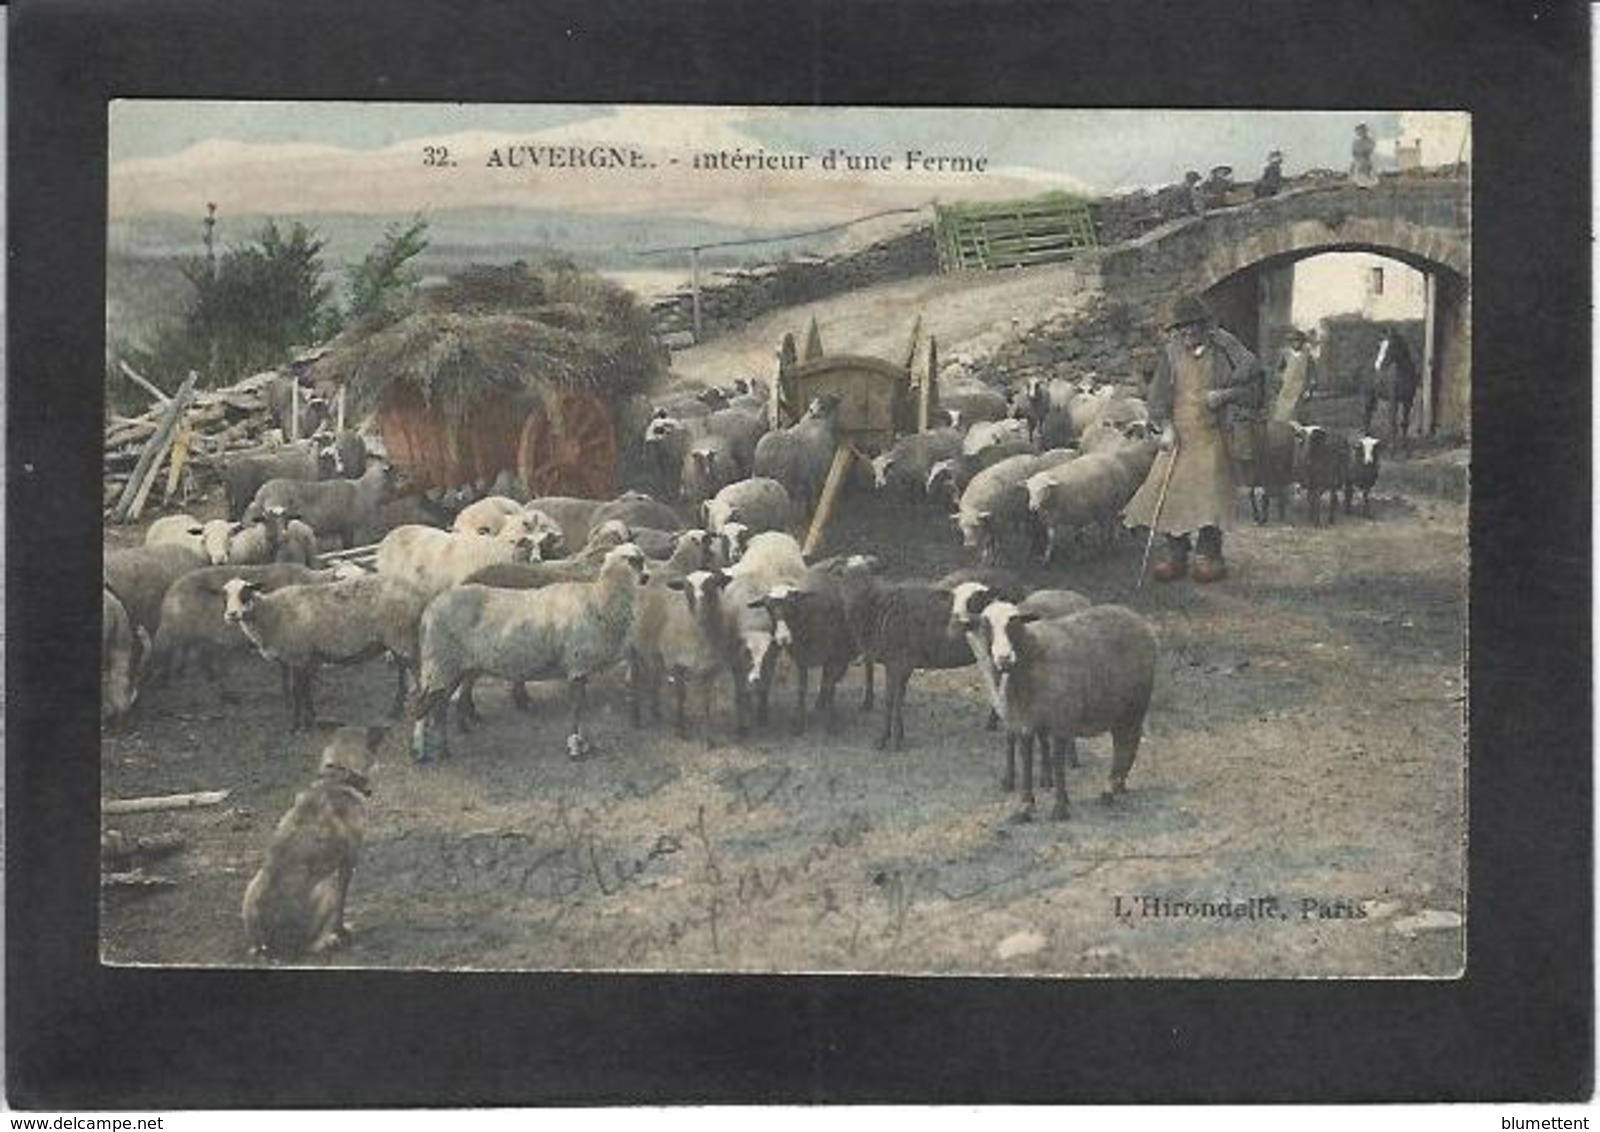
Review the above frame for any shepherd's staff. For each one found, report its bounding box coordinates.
[1135,437,1179,590]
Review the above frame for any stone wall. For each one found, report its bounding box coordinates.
[652,227,939,344]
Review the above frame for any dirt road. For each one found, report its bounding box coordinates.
[102,463,1466,977]
[669,260,1096,385]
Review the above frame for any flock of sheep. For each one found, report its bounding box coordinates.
[104,362,1392,849]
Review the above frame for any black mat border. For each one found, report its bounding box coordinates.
[7,0,1592,1108]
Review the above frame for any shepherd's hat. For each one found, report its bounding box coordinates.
[1165,295,1213,330]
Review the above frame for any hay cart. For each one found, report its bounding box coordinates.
[774,317,940,554]
[317,264,658,500]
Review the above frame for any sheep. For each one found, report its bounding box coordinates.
[714,521,751,567]
[1291,423,1349,527]
[143,562,343,698]
[870,428,963,500]
[680,435,739,506]
[1063,382,1117,438]
[640,402,758,498]
[200,510,322,567]
[940,386,1010,425]
[702,405,767,474]
[976,601,1157,821]
[519,495,606,552]
[622,525,678,560]
[104,542,209,639]
[753,393,841,516]
[1247,420,1298,525]
[411,543,651,762]
[590,493,682,537]
[1026,432,1156,561]
[247,461,395,549]
[223,573,430,731]
[642,414,696,497]
[102,588,140,723]
[222,439,336,522]
[724,377,770,415]
[948,580,1094,786]
[452,520,638,722]
[962,417,1031,457]
[924,438,1037,511]
[703,477,793,537]
[622,531,725,731]
[374,519,544,601]
[725,530,807,590]
[1343,435,1383,518]
[144,514,208,555]
[629,569,749,744]
[748,565,858,734]
[451,495,524,535]
[954,448,1079,565]
[451,496,567,553]
[830,555,974,750]
[462,519,635,589]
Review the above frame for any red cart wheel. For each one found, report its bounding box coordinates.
[518,391,618,498]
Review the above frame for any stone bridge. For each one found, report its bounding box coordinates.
[1097,174,1471,434]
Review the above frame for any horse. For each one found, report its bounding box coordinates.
[1363,333,1421,441]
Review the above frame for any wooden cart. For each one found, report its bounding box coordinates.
[772,317,940,553]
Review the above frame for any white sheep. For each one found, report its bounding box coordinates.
[451,496,567,553]
[977,601,1158,821]
[702,477,792,537]
[411,542,650,762]
[948,580,1093,790]
[223,573,430,731]
[1026,432,1156,561]
[629,569,747,744]
[961,417,1031,456]
[145,562,346,700]
[375,518,547,600]
[954,448,1078,565]
[144,514,208,556]
[725,530,807,590]
[200,510,321,567]
[451,495,523,535]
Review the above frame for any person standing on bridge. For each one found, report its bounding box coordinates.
[1350,123,1378,187]
[1124,294,1265,583]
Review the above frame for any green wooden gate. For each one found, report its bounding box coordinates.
[934,192,1099,271]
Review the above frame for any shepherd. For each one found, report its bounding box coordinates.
[1123,294,1265,583]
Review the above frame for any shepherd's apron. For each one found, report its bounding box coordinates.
[1122,347,1237,535]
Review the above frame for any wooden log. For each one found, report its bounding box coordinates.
[802,442,854,557]
[101,870,178,890]
[103,789,230,815]
[112,373,197,522]
[118,361,171,404]
[164,421,193,502]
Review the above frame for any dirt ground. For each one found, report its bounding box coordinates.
[101,454,1467,977]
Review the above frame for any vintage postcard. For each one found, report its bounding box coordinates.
[101,103,1469,978]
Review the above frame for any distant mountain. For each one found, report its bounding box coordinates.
[108,207,843,271]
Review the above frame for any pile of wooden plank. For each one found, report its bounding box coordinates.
[103,364,293,521]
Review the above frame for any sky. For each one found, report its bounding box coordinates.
[108,103,1467,231]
